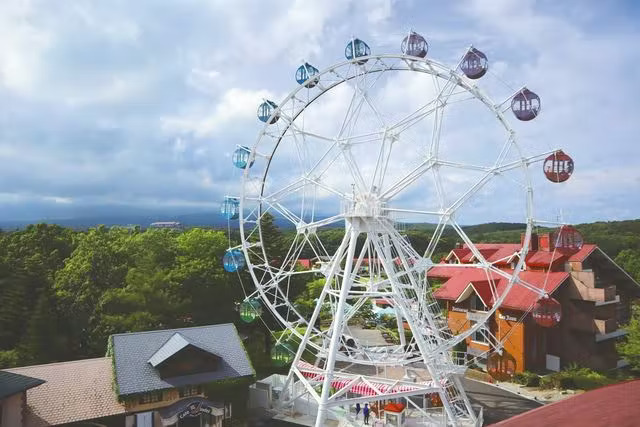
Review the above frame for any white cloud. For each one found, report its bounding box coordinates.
[0,0,638,224]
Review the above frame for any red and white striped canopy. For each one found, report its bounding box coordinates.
[296,361,437,397]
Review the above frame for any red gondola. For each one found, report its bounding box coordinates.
[543,150,574,183]
[487,351,516,381]
[532,297,562,328]
[552,225,583,250]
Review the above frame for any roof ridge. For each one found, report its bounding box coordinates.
[4,357,111,371]
[110,322,234,338]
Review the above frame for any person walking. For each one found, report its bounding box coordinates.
[363,403,370,425]
[355,402,361,420]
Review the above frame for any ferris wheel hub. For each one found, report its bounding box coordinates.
[343,192,388,219]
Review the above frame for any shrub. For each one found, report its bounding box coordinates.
[513,371,540,387]
[0,350,20,369]
[512,372,527,385]
[558,376,576,389]
[539,375,556,389]
[538,367,612,390]
[524,373,540,387]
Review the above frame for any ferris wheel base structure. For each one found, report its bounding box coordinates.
[287,215,477,426]
[258,373,482,427]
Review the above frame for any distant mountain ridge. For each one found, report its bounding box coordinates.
[0,211,292,230]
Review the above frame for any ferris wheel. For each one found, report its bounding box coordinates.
[221,31,575,426]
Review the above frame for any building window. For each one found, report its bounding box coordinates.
[138,391,163,405]
[469,294,487,312]
[471,321,489,344]
[179,385,203,398]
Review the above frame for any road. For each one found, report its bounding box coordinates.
[461,378,543,425]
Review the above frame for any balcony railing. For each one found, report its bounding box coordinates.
[594,318,617,335]
[568,274,617,303]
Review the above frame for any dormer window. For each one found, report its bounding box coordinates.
[147,333,221,379]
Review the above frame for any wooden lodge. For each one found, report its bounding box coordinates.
[431,233,640,373]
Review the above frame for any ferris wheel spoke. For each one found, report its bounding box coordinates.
[289,125,336,144]
[303,175,349,200]
[295,213,346,235]
[381,155,436,200]
[424,217,448,260]
[260,200,301,226]
[388,78,461,136]
[442,149,553,217]
[262,177,306,201]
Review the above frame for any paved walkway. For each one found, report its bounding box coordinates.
[461,378,543,425]
[347,327,390,347]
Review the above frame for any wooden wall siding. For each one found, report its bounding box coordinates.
[124,389,205,413]
[448,310,469,335]
[495,309,525,373]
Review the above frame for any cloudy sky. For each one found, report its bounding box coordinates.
[0,0,638,224]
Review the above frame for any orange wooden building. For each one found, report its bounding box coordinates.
[430,233,640,373]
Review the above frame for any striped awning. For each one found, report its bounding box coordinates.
[296,361,438,397]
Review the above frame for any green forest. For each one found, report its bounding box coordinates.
[1,218,639,373]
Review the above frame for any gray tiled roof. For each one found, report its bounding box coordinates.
[111,323,254,397]
[0,370,45,399]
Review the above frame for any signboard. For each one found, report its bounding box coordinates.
[451,306,468,313]
[498,313,518,322]
[178,401,214,419]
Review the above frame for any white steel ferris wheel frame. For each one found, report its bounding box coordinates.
[236,52,556,426]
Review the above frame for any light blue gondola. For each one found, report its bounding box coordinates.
[223,248,246,272]
[345,38,370,65]
[221,197,239,220]
[295,63,320,88]
[257,100,279,124]
[232,146,254,169]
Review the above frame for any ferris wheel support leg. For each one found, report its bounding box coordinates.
[315,225,360,427]
[370,232,467,427]
[452,374,477,423]
[279,229,353,403]
[381,234,407,348]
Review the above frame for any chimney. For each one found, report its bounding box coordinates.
[538,233,554,252]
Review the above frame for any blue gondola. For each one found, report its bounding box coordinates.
[345,38,370,65]
[221,197,239,220]
[401,31,428,58]
[223,248,246,272]
[295,63,320,88]
[511,89,541,121]
[232,146,254,169]
[257,100,279,124]
[460,48,488,79]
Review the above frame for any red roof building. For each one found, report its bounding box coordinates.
[431,233,640,374]
[491,379,640,427]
